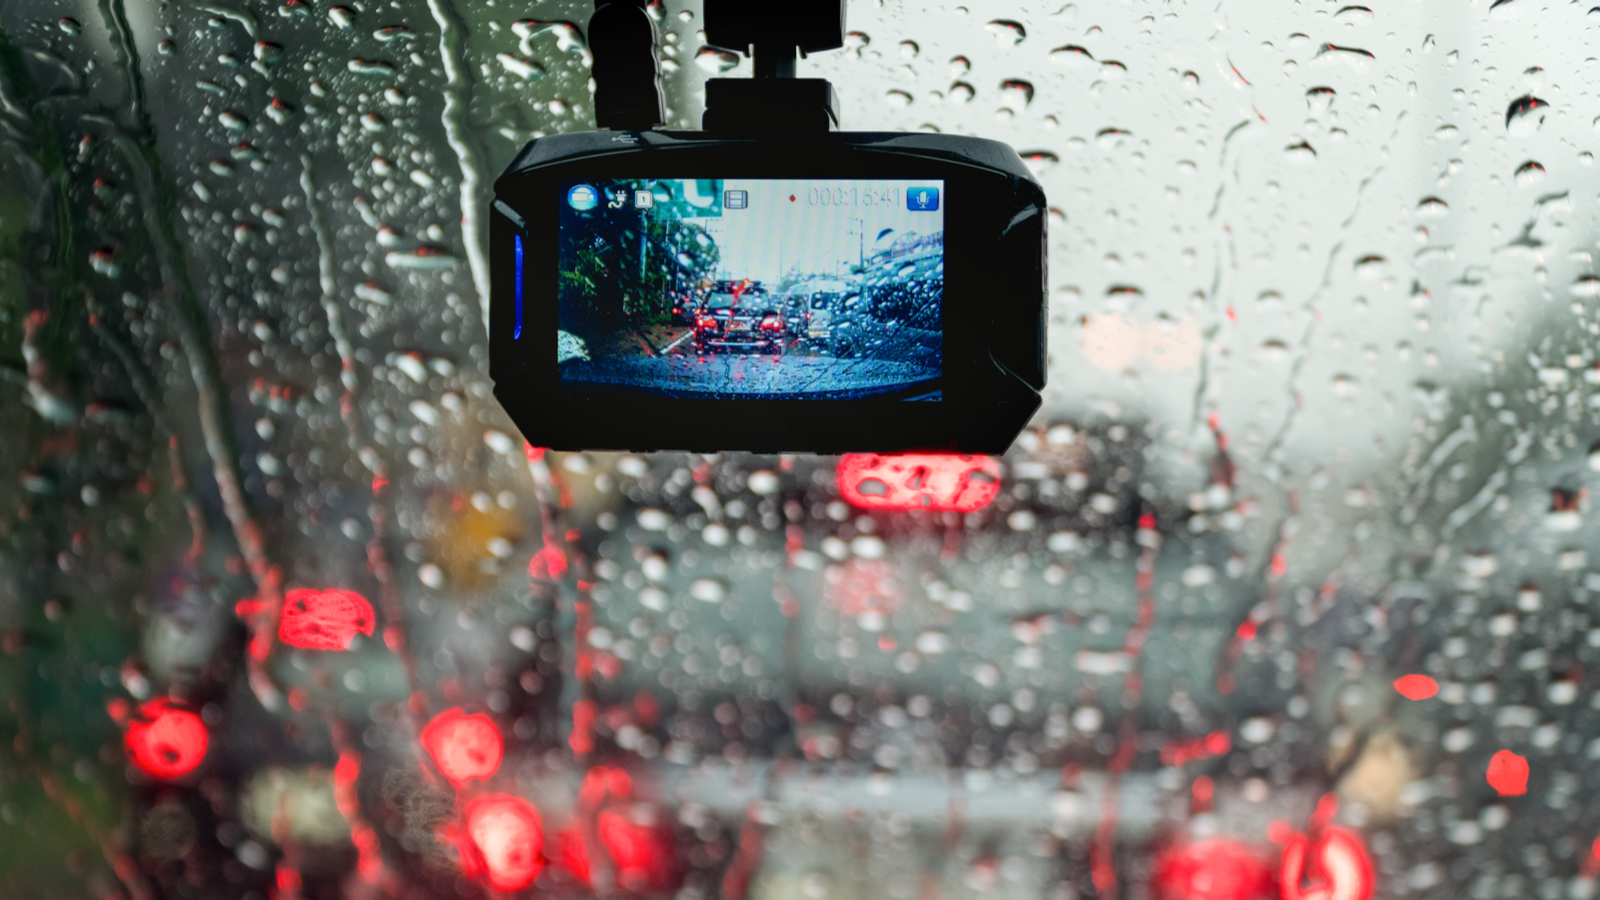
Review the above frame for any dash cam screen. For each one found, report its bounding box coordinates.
[554,179,944,400]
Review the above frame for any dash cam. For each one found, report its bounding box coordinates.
[490,0,1046,454]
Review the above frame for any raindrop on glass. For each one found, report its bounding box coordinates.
[1049,45,1095,67]
[1505,95,1549,135]
[985,19,1027,46]
[999,79,1034,106]
[694,47,740,73]
[1018,150,1059,174]
[1513,160,1545,186]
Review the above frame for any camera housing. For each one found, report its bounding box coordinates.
[488,1,1046,454]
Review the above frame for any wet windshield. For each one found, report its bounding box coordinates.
[0,0,1594,897]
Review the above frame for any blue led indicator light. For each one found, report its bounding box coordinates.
[513,233,524,340]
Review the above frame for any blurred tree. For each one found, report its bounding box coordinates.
[558,179,719,348]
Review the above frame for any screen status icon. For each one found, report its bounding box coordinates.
[567,184,599,211]
[724,189,747,209]
[633,189,654,209]
[908,186,939,211]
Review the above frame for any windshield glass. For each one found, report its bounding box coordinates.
[0,0,1591,896]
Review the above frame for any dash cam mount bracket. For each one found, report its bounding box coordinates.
[589,0,845,134]
[699,0,845,133]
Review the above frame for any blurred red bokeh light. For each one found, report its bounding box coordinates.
[125,699,208,779]
[1392,674,1439,701]
[420,708,504,787]
[836,454,1001,512]
[1486,749,1530,797]
[599,812,673,890]
[278,588,375,651]
[1281,827,1374,900]
[1155,838,1273,900]
[460,794,544,892]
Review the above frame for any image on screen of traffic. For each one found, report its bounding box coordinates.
[555,179,944,400]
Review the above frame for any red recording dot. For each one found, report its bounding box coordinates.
[789,194,795,201]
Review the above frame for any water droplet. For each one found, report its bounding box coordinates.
[374,25,413,42]
[1416,196,1449,216]
[985,19,1027,46]
[949,55,970,75]
[694,47,740,73]
[329,6,355,29]
[1099,60,1127,78]
[1284,140,1316,162]
[348,58,396,77]
[999,79,1034,106]
[690,579,726,603]
[497,54,544,80]
[1506,95,1549,135]
[1311,43,1375,68]
[1489,0,1523,18]
[1306,86,1336,113]
[265,98,296,125]
[234,224,257,245]
[898,41,919,58]
[197,79,227,96]
[361,112,388,132]
[218,53,241,68]
[1333,5,1374,25]
[1018,150,1059,174]
[208,159,234,177]
[384,87,406,104]
[278,0,310,18]
[512,21,587,54]
[386,246,458,269]
[1095,127,1131,148]
[158,39,175,55]
[218,110,249,131]
[58,17,82,35]
[948,82,975,103]
[1513,160,1545,186]
[90,247,121,277]
[885,90,913,107]
[231,141,259,161]
[843,31,870,50]
[1354,254,1387,277]
[355,283,393,305]
[1570,275,1600,298]
[1049,44,1094,67]
[254,42,283,64]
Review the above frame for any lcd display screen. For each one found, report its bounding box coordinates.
[554,179,944,400]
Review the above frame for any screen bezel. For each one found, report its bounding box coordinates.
[491,140,1040,453]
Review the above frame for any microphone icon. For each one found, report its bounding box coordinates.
[917,190,928,208]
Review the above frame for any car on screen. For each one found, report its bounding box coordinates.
[692,280,790,355]
[670,291,700,326]
[800,279,855,342]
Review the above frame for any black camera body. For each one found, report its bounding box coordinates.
[488,2,1047,454]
